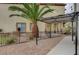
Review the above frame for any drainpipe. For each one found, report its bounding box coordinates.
[71,3,76,42]
[72,19,74,41]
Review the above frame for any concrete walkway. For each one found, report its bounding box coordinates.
[47,36,76,55]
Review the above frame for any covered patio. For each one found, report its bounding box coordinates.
[38,12,79,55]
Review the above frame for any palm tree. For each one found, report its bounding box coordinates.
[8,3,54,38]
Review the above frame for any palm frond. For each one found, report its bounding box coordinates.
[39,9,54,18]
[9,6,27,14]
[9,3,54,22]
[37,6,47,18]
[22,4,31,11]
[9,14,29,19]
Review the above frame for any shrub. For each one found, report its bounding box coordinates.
[63,22,72,34]
[5,37,16,45]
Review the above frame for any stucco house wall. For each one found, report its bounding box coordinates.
[0,4,65,33]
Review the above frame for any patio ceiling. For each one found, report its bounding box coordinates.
[39,12,79,23]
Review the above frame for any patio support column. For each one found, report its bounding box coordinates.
[63,22,65,34]
[49,23,52,38]
[54,23,56,33]
[74,13,78,55]
[71,20,74,41]
[56,22,57,33]
[60,22,62,34]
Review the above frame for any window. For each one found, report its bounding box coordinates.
[16,23,26,32]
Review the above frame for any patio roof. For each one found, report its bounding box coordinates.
[39,12,79,23]
[39,12,79,55]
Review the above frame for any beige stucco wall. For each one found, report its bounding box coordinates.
[41,5,65,17]
[0,4,31,32]
[0,4,65,33]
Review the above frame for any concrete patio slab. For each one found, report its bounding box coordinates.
[47,36,76,55]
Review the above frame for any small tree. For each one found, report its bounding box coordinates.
[8,3,54,38]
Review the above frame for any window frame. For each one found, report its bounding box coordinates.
[16,22,26,33]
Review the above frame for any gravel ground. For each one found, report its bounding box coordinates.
[0,35,65,55]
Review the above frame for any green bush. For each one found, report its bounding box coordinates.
[64,22,72,34]
[6,38,15,45]
[0,36,16,45]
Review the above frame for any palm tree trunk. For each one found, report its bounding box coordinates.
[32,22,39,38]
